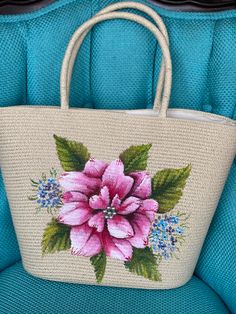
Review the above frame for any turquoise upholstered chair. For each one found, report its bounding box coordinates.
[0,1,236,313]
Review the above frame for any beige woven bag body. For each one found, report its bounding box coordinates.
[0,2,236,289]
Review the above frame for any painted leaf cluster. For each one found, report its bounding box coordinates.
[90,252,107,284]
[120,144,152,174]
[152,164,192,213]
[36,136,191,284]
[125,247,161,281]
[41,218,71,255]
[54,134,90,171]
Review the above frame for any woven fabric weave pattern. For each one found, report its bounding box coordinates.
[0,262,230,314]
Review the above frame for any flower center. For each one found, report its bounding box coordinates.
[103,206,117,219]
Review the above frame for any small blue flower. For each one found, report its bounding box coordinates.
[30,170,62,213]
[161,233,169,241]
[161,250,170,260]
[166,226,175,234]
[158,218,168,229]
[176,227,184,235]
[168,215,179,224]
[149,213,186,261]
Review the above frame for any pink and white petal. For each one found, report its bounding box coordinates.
[118,197,141,215]
[112,238,133,261]
[59,174,79,192]
[83,159,108,178]
[70,224,93,254]
[107,215,134,239]
[129,171,152,199]
[62,191,88,203]
[111,194,121,210]
[89,186,110,209]
[58,202,92,226]
[102,160,134,199]
[103,231,133,261]
[88,212,105,232]
[129,171,146,187]
[114,176,134,200]
[59,202,86,216]
[137,199,158,221]
[128,214,151,248]
[78,233,102,257]
[59,172,101,196]
[128,222,147,248]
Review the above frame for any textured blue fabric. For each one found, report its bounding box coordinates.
[26,0,93,108]
[95,0,236,117]
[0,0,236,312]
[0,23,27,106]
[0,262,230,314]
[196,162,236,313]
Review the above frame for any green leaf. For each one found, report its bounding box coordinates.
[152,164,192,213]
[28,196,37,201]
[41,218,71,255]
[124,247,161,281]
[119,144,152,173]
[90,251,107,284]
[30,179,38,186]
[54,134,90,171]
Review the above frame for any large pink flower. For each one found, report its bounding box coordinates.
[58,158,158,261]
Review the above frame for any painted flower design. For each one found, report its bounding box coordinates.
[149,213,188,260]
[29,169,62,214]
[58,159,158,261]
[30,135,191,283]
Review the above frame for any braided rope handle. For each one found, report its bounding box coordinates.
[65,2,170,110]
[60,5,172,118]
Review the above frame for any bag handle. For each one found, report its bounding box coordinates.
[60,12,172,118]
[65,2,170,110]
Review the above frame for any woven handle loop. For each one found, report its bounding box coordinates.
[65,2,170,110]
[60,11,172,118]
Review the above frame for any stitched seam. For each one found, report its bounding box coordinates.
[16,22,28,105]
[0,258,22,274]
[89,0,101,108]
[233,103,236,120]
[206,19,236,119]
[205,20,216,112]
[95,0,102,12]
[194,272,231,313]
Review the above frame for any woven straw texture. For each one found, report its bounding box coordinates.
[0,105,235,288]
[0,0,236,310]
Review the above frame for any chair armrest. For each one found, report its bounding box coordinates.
[195,160,236,313]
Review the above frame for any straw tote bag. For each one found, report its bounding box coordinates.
[0,2,236,289]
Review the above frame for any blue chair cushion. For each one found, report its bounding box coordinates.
[0,262,229,314]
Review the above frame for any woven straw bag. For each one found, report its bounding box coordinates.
[0,2,235,289]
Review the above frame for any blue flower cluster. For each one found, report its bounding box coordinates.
[149,214,185,261]
[30,170,62,213]
[37,178,61,209]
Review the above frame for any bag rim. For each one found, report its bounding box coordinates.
[1,105,235,127]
